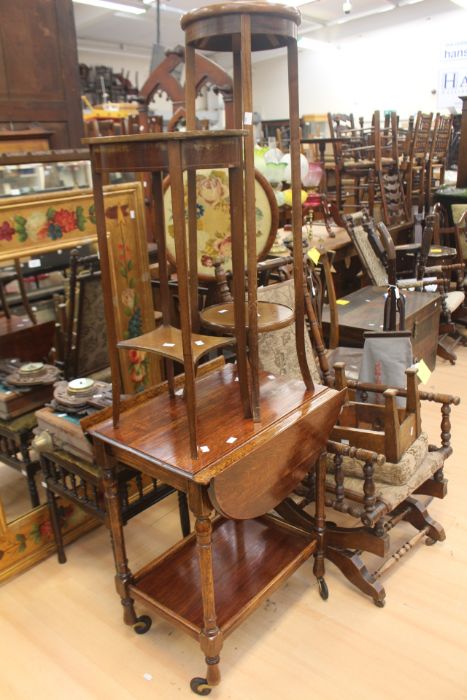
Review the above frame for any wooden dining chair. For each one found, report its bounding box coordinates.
[401,111,433,213]
[426,114,453,211]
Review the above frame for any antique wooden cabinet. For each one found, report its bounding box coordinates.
[0,0,83,148]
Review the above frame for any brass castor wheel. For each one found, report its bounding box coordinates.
[374,598,386,608]
[318,577,329,601]
[133,615,152,635]
[425,536,437,546]
[190,678,212,696]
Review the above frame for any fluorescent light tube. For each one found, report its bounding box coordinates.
[73,0,146,15]
[450,0,467,8]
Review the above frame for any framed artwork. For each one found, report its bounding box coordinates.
[163,168,278,280]
[104,184,162,393]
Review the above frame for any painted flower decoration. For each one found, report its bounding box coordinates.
[48,223,63,240]
[121,288,136,310]
[118,242,132,263]
[197,175,226,205]
[217,235,231,257]
[201,254,214,267]
[39,520,53,538]
[130,362,146,384]
[128,349,145,365]
[54,209,78,233]
[0,220,15,241]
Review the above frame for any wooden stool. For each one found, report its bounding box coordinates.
[40,448,190,564]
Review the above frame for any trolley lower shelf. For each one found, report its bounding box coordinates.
[130,515,316,639]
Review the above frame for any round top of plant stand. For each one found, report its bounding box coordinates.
[181,2,301,53]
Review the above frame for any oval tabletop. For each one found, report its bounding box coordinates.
[163,168,277,281]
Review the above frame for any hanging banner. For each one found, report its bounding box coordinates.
[438,38,467,111]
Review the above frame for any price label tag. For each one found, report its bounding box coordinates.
[307,247,321,265]
[28,259,41,269]
[417,359,432,384]
[243,112,253,126]
[336,299,350,305]
[431,248,442,253]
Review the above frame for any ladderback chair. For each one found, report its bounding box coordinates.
[401,111,433,213]
[327,111,376,214]
[426,114,452,211]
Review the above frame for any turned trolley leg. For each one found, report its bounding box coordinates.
[188,483,223,695]
[98,443,140,628]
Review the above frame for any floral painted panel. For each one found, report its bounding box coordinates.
[163,168,276,279]
[105,193,161,393]
[0,499,97,583]
[0,188,100,262]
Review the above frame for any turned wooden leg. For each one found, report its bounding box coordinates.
[26,464,40,509]
[43,474,66,564]
[188,483,223,693]
[97,442,137,626]
[313,454,328,600]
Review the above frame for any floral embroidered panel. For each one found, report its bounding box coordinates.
[163,168,276,280]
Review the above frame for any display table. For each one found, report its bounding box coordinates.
[87,364,344,693]
[321,286,440,370]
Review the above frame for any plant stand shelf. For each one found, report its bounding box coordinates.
[117,324,235,365]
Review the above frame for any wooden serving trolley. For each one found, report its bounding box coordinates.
[84,2,345,694]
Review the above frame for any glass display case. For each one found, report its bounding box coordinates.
[0,149,133,198]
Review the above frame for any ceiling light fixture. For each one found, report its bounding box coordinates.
[450,0,467,8]
[343,0,352,14]
[334,3,395,24]
[72,0,146,15]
